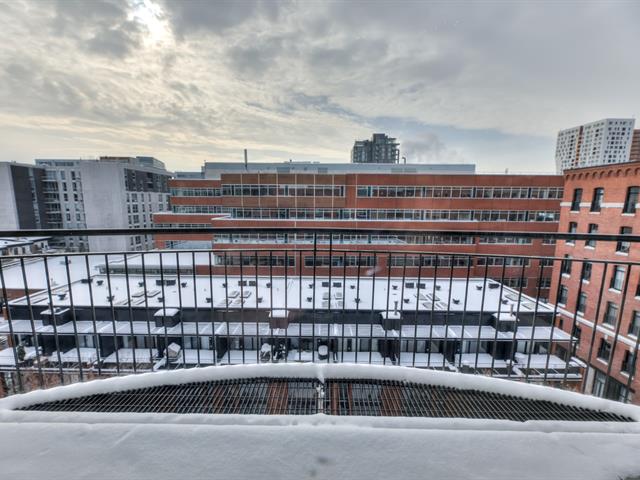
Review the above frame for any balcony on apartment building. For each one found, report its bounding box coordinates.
[0,226,638,406]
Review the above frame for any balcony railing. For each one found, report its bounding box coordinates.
[0,227,638,404]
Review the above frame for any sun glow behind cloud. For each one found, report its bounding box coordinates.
[131,0,171,46]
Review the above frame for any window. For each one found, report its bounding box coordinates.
[558,285,568,305]
[597,339,612,361]
[623,186,639,213]
[603,302,619,327]
[570,188,582,211]
[561,255,572,275]
[616,226,631,254]
[577,292,587,314]
[581,262,592,281]
[566,222,577,245]
[621,351,636,375]
[586,224,598,248]
[629,311,640,337]
[590,187,604,212]
[610,266,625,291]
[572,325,582,343]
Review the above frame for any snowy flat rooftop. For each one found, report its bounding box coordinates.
[0,255,112,290]
[9,274,556,314]
[0,365,638,480]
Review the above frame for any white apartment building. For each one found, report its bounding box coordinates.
[555,118,635,173]
[35,157,171,252]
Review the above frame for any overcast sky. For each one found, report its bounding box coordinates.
[0,0,638,172]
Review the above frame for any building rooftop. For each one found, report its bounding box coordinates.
[203,161,476,178]
[7,273,555,314]
[0,364,638,480]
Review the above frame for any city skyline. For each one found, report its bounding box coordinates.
[1,1,639,172]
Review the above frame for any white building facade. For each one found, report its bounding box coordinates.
[555,118,635,173]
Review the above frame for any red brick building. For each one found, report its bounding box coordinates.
[154,163,563,298]
[551,162,640,403]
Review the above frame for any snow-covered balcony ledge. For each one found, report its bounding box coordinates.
[0,363,638,423]
[0,364,639,480]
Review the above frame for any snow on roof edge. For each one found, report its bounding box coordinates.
[0,363,638,422]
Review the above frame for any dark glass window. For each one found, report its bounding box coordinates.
[603,302,619,327]
[581,262,592,281]
[623,186,639,214]
[590,187,604,212]
[577,293,587,314]
[567,222,577,245]
[586,223,598,247]
[616,226,632,254]
[558,285,568,305]
[610,266,625,291]
[629,311,640,337]
[570,188,583,211]
[621,350,636,375]
[597,339,612,361]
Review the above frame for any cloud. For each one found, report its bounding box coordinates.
[161,0,284,37]
[402,133,465,164]
[0,0,639,172]
[52,0,145,58]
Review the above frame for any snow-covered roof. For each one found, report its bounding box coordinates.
[0,364,638,480]
[8,274,556,315]
[0,255,111,290]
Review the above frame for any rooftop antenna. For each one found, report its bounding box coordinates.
[244,149,248,171]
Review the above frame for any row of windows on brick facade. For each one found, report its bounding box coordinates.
[205,233,555,246]
[169,206,560,222]
[566,324,637,387]
[566,222,631,253]
[570,185,639,213]
[595,337,637,378]
[170,185,564,199]
[558,283,640,337]
[560,258,631,291]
